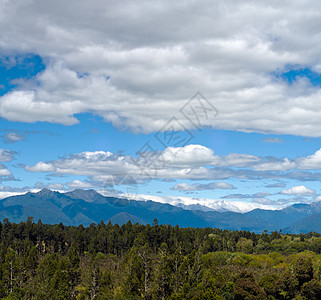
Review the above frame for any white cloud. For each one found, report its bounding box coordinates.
[221,192,272,199]
[280,185,316,196]
[162,144,217,166]
[46,183,65,191]
[296,149,321,169]
[130,193,278,213]
[172,181,235,191]
[265,182,286,188]
[0,89,80,125]
[0,149,16,162]
[252,198,277,205]
[0,185,30,199]
[24,146,217,182]
[0,164,11,176]
[220,153,260,167]
[0,151,14,180]
[171,182,196,191]
[254,158,296,172]
[66,180,95,189]
[1,1,321,135]
[23,145,321,184]
[0,191,21,199]
[313,195,321,202]
[262,137,285,143]
[25,162,56,172]
[276,197,311,205]
[24,144,270,183]
[3,132,25,143]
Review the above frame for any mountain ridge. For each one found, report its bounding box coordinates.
[0,188,320,233]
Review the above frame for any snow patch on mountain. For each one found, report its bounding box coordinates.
[128,194,278,213]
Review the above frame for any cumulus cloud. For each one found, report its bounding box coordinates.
[0,164,11,177]
[34,181,65,191]
[296,149,321,169]
[25,162,56,172]
[21,144,278,184]
[66,180,95,189]
[280,185,316,196]
[23,145,321,185]
[253,158,296,172]
[2,1,321,135]
[162,144,217,166]
[25,147,216,184]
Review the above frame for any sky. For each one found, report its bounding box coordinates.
[1,0,321,212]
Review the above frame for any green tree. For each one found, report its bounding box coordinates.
[153,243,172,299]
[2,248,22,296]
[234,272,266,300]
[259,273,280,298]
[276,271,299,299]
[294,257,314,287]
[301,278,321,300]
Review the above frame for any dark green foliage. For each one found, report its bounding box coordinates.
[294,257,314,287]
[275,271,299,299]
[259,274,280,298]
[234,274,266,299]
[301,279,321,299]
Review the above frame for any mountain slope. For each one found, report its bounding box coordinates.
[0,189,266,230]
[65,189,108,204]
[283,213,321,233]
[0,189,73,224]
[0,189,321,233]
[246,202,321,231]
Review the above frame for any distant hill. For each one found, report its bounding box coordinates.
[0,189,321,233]
[283,213,321,234]
[245,202,321,232]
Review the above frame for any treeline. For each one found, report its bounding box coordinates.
[1,217,321,299]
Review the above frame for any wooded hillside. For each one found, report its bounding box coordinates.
[1,218,321,299]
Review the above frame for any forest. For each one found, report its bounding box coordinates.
[1,217,321,299]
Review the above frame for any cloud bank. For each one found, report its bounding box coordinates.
[1,1,321,135]
[24,144,321,185]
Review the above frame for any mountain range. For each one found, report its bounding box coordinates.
[0,188,320,233]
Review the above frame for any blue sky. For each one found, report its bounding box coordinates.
[1,1,321,212]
